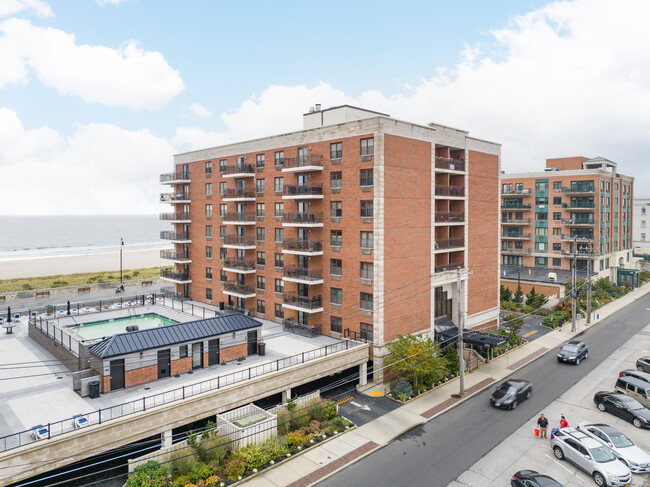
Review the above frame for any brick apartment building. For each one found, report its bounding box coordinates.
[500,157,634,286]
[159,105,501,371]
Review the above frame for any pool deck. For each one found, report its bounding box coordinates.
[0,309,341,441]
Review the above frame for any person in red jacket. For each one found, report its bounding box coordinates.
[559,414,569,429]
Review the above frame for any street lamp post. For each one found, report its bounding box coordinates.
[120,238,124,284]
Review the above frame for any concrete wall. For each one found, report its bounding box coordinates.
[0,278,162,302]
[28,320,87,371]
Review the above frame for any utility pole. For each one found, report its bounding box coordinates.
[586,241,593,324]
[457,269,466,395]
[571,238,578,333]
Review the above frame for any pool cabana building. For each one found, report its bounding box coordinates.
[89,314,262,393]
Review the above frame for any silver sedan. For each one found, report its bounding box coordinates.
[578,421,650,474]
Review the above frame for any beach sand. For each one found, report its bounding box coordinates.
[0,249,165,279]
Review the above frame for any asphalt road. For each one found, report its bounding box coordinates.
[318,294,650,487]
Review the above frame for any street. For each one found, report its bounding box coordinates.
[317,292,650,487]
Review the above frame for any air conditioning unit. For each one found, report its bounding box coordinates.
[548,272,557,282]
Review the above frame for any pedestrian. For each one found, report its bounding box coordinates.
[537,414,549,438]
[559,414,568,429]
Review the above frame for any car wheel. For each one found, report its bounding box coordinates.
[638,365,644,371]
[634,418,643,428]
[592,472,606,486]
[576,358,580,365]
[598,402,606,412]
[526,390,532,400]
[553,446,565,460]
[511,400,517,409]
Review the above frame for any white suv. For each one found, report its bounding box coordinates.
[550,427,631,486]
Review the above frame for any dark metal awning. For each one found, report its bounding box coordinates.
[435,324,508,349]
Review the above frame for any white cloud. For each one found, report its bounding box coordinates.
[188,103,213,119]
[0,0,52,18]
[95,0,129,5]
[0,18,184,109]
[0,108,174,214]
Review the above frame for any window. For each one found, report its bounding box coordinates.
[256,154,265,169]
[331,230,342,247]
[535,227,548,236]
[536,212,548,221]
[642,221,646,229]
[220,269,227,282]
[330,142,342,159]
[257,227,265,243]
[642,233,646,242]
[205,225,212,239]
[330,171,342,189]
[219,182,227,196]
[330,316,342,334]
[553,212,561,221]
[514,241,523,249]
[360,323,373,342]
[206,288,212,301]
[219,159,227,173]
[360,292,373,311]
[361,231,373,249]
[219,226,227,240]
[220,204,227,218]
[205,204,212,218]
[274,177,284,193]
[330,201,342,218]
[256,203,265,218]
[553,181,562,190]
[535,242,548,252]
[205,183,212,197]
[553,197,562,205]
[535,181,548,191]
[643,207,647,216]
[552,258,562,267]
[274,202,284,219]
[535,197,548,206]
[360,200,373,218]
[219,248,227,261]
[331,288,342,305]
[257,251,265,266]
[360,138,374,156]
[179,345,188,359]
[330,258,342,276]
[552,243,561,251]
[275,303,284,319]
[206,267,212,280]
[535,257,548,267]
[257,300,265,314]
[360,168,373,187]
[256,178,265,194]
[257,275,265,290]
[360,262,373,280]
[206,246,212,259]
[205,161,212,176]
[275,228,284,243]
[274,253,284,268]
[275,279,284,294]
[274,151,284,166]
[553,227,561,236]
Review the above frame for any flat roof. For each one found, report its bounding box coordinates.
[501,265,595,285]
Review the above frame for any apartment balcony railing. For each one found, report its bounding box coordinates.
[283,184,324,197]
[501,248,532,255]
[434,261,464,273]
[502,188,532,196]
[567,202,595,210]
[160,212,190,221]
[500,203,532,210]
[282,211,323,225]
[222,235,256,247]
[282,154,324,169]
[223,189,256,199]
[561,219,595,226]
[222,258,256,271]
[283,266,323,282]
[160,192,190,202]
[501,218,531,225]
[434,185,465,197]
[434,211,465,223]
[283,239,323,253]
[283,319,322,337]
[283,293,323,310]
[160,171,190,183]
[501,233,532,239]
[160,250,191,262]
[160,269,190,282]
[435,237,465,250]
[221,164,255,176]
[561,187,595,195]
[435,157,465,171]
[560,234,594,241]
[160,231,190,241]
[224,304,249,314]
[222,281,255,297]
[222,212,256,223]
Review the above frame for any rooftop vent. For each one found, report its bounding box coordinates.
[315,103,321,112]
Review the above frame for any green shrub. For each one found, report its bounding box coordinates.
[222,456,245,481]
[445,346,459,374]
[126,460,170,487]
[202,435,232,465]
[133,270,140,277]
[521,305,534,314]
[22,284,33,290]
[187,462,214,483]
[51,280,68,288]
[235,443,273,469]
[321,416,351,431]
[123,274,131,280]
[394,379,413,398]
[170,451,198,478]
[286,430,310,447]
[500,301,517,311]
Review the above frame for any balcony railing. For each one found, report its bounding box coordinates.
[221,164,254,176]
[562,187,595,194]
[222,235,256,247]
[283,293,323,310]
[434,261,464,273]
[567,202,595,210]
[160,192,190,202]
[283,266,323,281]
[501,218,531,225]
[435,238,465,250]
[160,171,190,182]
[160,269,190,281]
[283,184,324,197]
[160,212,190,221]
[160,250,190,261]
[222,281,255,296]
[283,239,323,252]
[501,188,532,196]
[434,185,465,197]
[561,219,595,226]
[434,211,465,223]
[500,203,532,210]
[282,154,324,169]
[283,319,322,337]
[501,233,532,239]
[435,157,465,171]
[222,258,256,271]
[223,212,256,223]
[223,189,256,199]
[224,304,250,314]
[282,211,323,225]
[160,231,190,241]
[501,248,532,255]
[561,234,593,241]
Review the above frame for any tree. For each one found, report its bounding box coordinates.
[500,284,513,302]
[513,284,524,307]
[384,334,448,390]
[502,314,524,337]
[525,286,538,306]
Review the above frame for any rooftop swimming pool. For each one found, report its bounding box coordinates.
[69,313,178,340]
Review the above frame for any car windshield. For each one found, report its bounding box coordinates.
[621,397,645,410]
[590,445,616,463]
[497,384,516,394]
[562,345,579,353]
[610,433,633,448]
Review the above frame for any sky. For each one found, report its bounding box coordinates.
[0,0,648,215]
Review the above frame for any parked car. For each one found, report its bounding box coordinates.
[490,379,532,409]
[550,427,632,486]
[615,376,650,408]
[619,369,650,384]
[557,340,588,364]
[577,421,650,474]
[511,469,563,486]
[594,391,650,428]
[636,357,650,373]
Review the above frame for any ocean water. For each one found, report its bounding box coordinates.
[0,215,167,261]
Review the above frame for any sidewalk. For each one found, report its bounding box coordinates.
[241,282,650,487]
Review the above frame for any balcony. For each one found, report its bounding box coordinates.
[282,184,324,200]
[160,268,191,283]
[222,212,256,225]
[224,304,250,314]
[567,203,595,211]
[160,192,190,203]
[282,293,323,313]
[434,211,465,223]
[561,219,595,227]
[501,248,532,255]
[160,231,191,243]
[222,235,256,249]
[160,171,190,184]
[502,188,532,196]
[501,218,531,226]
[160,250,191,263]
[434,261,464,273]
[561,249,593,259]
[222,189,256,201]
[435,157,465,172]
[501,233,532,240]
[434,237,465,251]
[283,319,322,337]
[160,212,191,223]
[282,239,323,255]
[500,203,532,210]
[282,211,323,227]
[560,234,593,242]
[221,164,255,178]
[222,281,256,299]
[434,185,465,198]
[222,258,256,274]
[282,154,324,173]
[561,186,595,195]
[283,266,324,285]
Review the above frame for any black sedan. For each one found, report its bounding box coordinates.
[594,391,650,428]
[490,379,532,410]
[511,470,563,487]
[557,340,588,364]
[637,356,650,373]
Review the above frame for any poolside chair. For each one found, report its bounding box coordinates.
[57,310,66,316]
[72,414,88,429]
[71,309,78,314]
[30,424,48,440]
[14,314,20,321]
[0,317,4,324]
[82,307,91,313]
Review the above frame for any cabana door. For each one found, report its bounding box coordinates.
[157,349,171,378]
